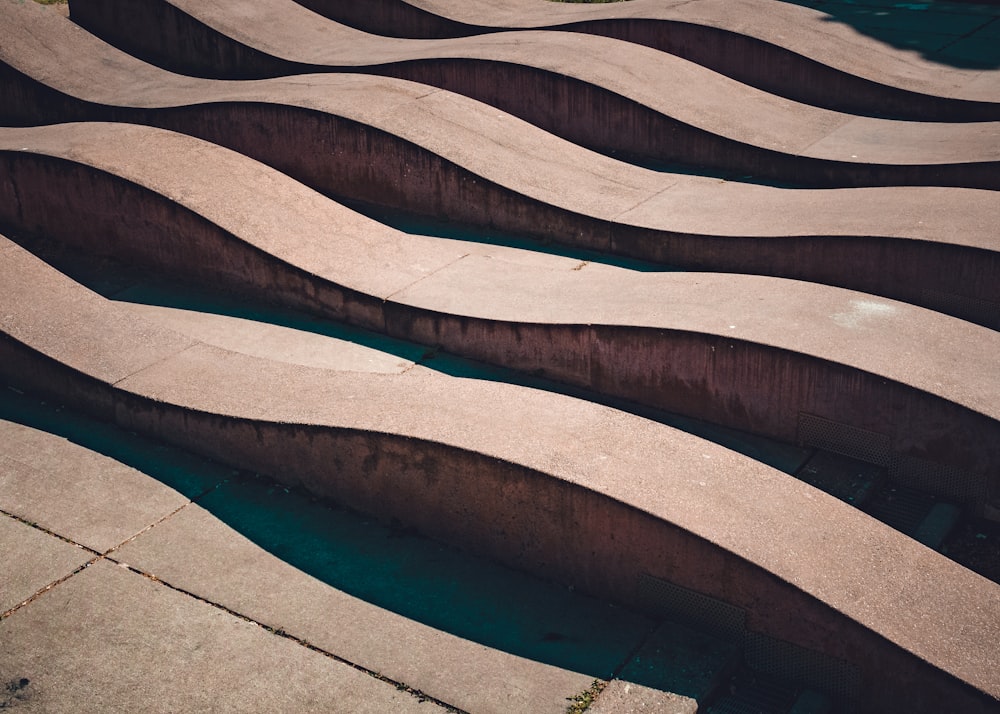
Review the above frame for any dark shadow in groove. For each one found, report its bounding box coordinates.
[777,0,1000,70]
[0,385,665,691]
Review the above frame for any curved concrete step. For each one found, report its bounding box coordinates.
[1,234,998,714]
[2,4,998,329]
[0,122,997,519]
[61,0,1000,189]
[0,377,649,714]
[291,0,1000,121]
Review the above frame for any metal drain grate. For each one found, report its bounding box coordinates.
[636,573,745,641]
[863,484,936,536]
[744,632,861,703]
[890,453,986,507]
[797,414,893,467]
[707,673,800,714]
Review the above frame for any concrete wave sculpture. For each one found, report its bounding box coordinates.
[291,0,1000,120]
[59,0,1000,188]
[2,2,998,329]
[1,1,998,712]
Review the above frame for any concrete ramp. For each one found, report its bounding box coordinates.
[1,1,998,712]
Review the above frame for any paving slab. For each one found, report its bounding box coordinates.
[55,0,1000,188]
[0,513,91,614]
[0,558,443,713]
[109,489,643,714]
[0,420,192,553]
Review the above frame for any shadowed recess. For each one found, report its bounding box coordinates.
[778,0,1000,69]
[0,385,683,691]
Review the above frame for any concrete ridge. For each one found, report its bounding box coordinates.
[1,234,998,713]
[1,5,998,328]
[0,122,997,510]
[60,0,1000,188]
[297,0,1000,114]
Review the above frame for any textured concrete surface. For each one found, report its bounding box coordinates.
[59,0,1000,190]
[0,558,445,713]
[0,420,193,552]
[2,1,998,712]
[3,4,997,329]
[1,126,997,491]
[0,513,92,614]
[302,0,1000,106]
[588,680,698,714]
[0,413,650,713]
[1,233,998,713]
[108,501,614,713]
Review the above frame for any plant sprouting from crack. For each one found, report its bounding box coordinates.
[566,679,607,713]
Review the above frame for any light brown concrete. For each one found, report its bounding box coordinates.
[51,0,1000,175]
[5,5,999,331]
[400,0,1000,103]
[120,303,417,373]
[1,233,998,713]
[4,5,997,331]
[0,558,444,713]
[1,124,997,488]
[0,408,642,713]
[0,513,91,614]
[109,501,604,714]
[589,679,698,714]
[0,420,193,552]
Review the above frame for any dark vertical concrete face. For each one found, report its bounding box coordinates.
[62,1,1000,189]
[558,18,1000,121]
[1,57,997,327]
[295,0,490,39]
[70,0,308,79]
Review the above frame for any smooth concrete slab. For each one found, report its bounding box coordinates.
[589,679,698,714]
[55,0,1000,175]
[0,559,443,713]
[0,420,192,553]
[0,513,91,614]
[109,495,636,714]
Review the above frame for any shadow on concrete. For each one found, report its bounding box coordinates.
[778,0,1000,69]
[338,200,679,272]
[0,385,748,700]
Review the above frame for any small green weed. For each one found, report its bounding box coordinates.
[566,680,608,713]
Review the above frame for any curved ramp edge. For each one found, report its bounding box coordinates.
[0,123,997,518]
[1,234,999,714]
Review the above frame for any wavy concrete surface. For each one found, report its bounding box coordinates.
[2,3,998,329]
[292,0,1000,120]
[2,234,999,713]
[1,123,997,514]
[61,0,1000,189]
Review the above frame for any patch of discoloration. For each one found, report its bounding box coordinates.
[832,299,897,329]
